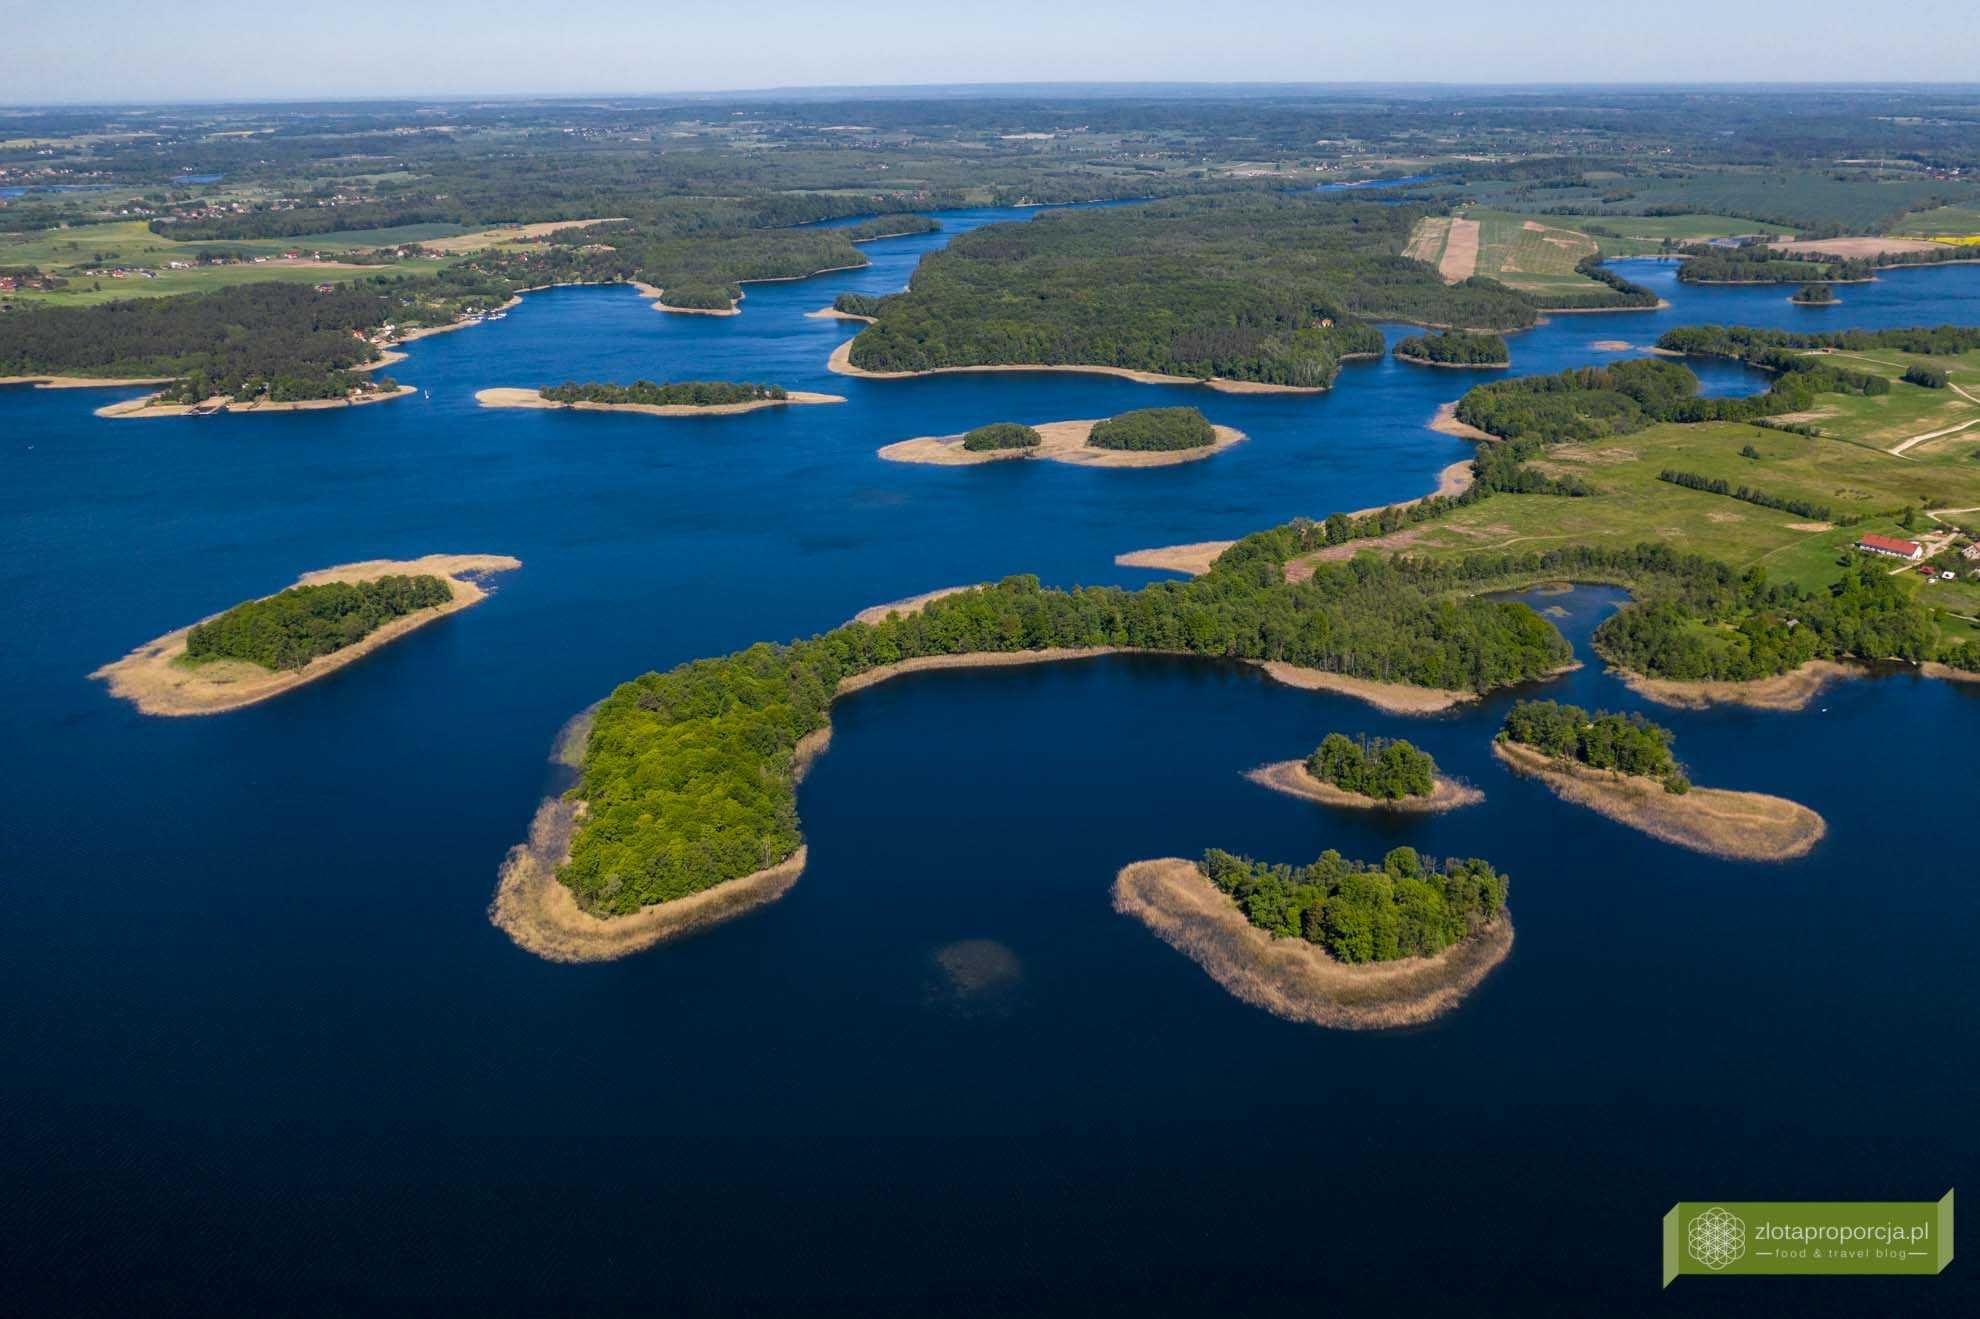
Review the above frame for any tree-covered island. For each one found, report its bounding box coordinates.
[1394,329,1511,368]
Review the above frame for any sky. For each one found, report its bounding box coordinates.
[3,0,1978,103]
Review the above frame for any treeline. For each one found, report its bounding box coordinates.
[831,292,889,318]
[0,281,390,392]
[1657,469,1834,522]
[1455,358,1701,442]
[1198,846,1507,963]
[1591,558,1941,682]
[1306,733,1436,800]
[961,422,1041,451]
[1904,365,1949,388]
[1393,329,1509,366]
[1455,351,1890,443]
[1552,253,1662,309]
[459,226,869,312]
[1086,407,1215,451]
[540,380,787,406]
[563,560,1574,914]
[843,214,940,242]
[1677,245,1867,284]
[1499,699,1689,793]
[184,575,451,671]
[1656,324,1980,358]
[843,195,1540,388]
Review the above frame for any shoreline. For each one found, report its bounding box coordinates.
[878,418,1246,468]
[95,384,416,419]
[1611,659,1859,712]
[1253,660,1474,713]
[92,553,520,717]
[1,374,178,389]
[1112,858,1513,1029]
[1394,353,1509,370]
[1428,401,1497,442]
[1246,760,1483,812]
[1492,740,1824,861]
[849,584,985,626]
[828,339,1326,394]
[474,386,845,416]
[805,307,876,323]
[492,646,1483,962]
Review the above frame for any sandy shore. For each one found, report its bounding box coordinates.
[849,584,985,626]
[95,385,416,419]
[1428,401,1497,442]
[1115,541,1234,576]
[1,374,178,389]
[1246,760,1483,812]
[1254,661,1473,713]
[1113,858,1513,1029]
[805,307,876,323]
[474,386,844,416]
[1920,661,1980,686]
[1493,741,1824,861]
[1612,659,1858,712]
[828,339,1325,394]
[92,554,520,717]
[879,418,1246,468]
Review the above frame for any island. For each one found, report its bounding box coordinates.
[475,380,844,416]
[878,407,1245,468]
[93,554,520,716]
[1492,699,1824,860]
[1791,283,1838,306]
[1248,733,1483,812]
[1112,848,1513,1029]
[490,553,1578,963]
[97,381,414,418]
[1393,329,1511,368]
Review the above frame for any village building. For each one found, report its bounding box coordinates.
[1856,533,1924,561]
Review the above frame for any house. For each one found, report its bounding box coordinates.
[1962,543,1980,562]
[1856,533,1924,561]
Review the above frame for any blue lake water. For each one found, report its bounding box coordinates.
[3,209,1978,1315]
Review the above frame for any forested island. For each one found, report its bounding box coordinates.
[93,554,520,716]
[879,408,1243,468]
[1247,733,1483,812]
[843,214,941,242]
[840,195,1542,389]
[476,381,843,416]
[1791,284,1838,306]
[1676,244,1869,284]
[1393,329,1511,368]
[1109,849,1513,1029]
[1494,699,1824,860]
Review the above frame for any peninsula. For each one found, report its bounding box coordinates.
[879,408,1245,468]
[1113,849,1513,1029]
[93,554,520,716]
[476,381,844,416]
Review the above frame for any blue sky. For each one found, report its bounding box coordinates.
[4,0,1978,102]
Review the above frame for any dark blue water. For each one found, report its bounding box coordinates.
[4,211,1978,1316]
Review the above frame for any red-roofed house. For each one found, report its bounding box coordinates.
[1856,534,1924,561]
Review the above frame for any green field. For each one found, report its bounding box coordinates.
[1891,205,1980,240]
[0,218,447,304]
[1573,213,1796,245]
[274,222,470,247]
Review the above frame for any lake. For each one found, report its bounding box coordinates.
[3,208,1977,1316]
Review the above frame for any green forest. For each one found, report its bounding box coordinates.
[184,575,452,672]
[961,422,1042,452]
[561,556,1574,915]
[540,380,788,406]
[1498,699,1689,792]
[1393,329,1510,366]
[1086,407,1215,451]
[1198,845,1508,964]
[1305,733,1437,800]
[843,195,1540,387]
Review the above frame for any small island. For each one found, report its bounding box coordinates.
[1492,699,1824,860]
[1790,283,1838,306]
[879,406,1245,468]
[476,380,845,416]
[1393,329,1511,369]
[1113,847,1514,1029]
[93,554,520,716]
[1249,733,1483,812]
[96,379,415,419]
